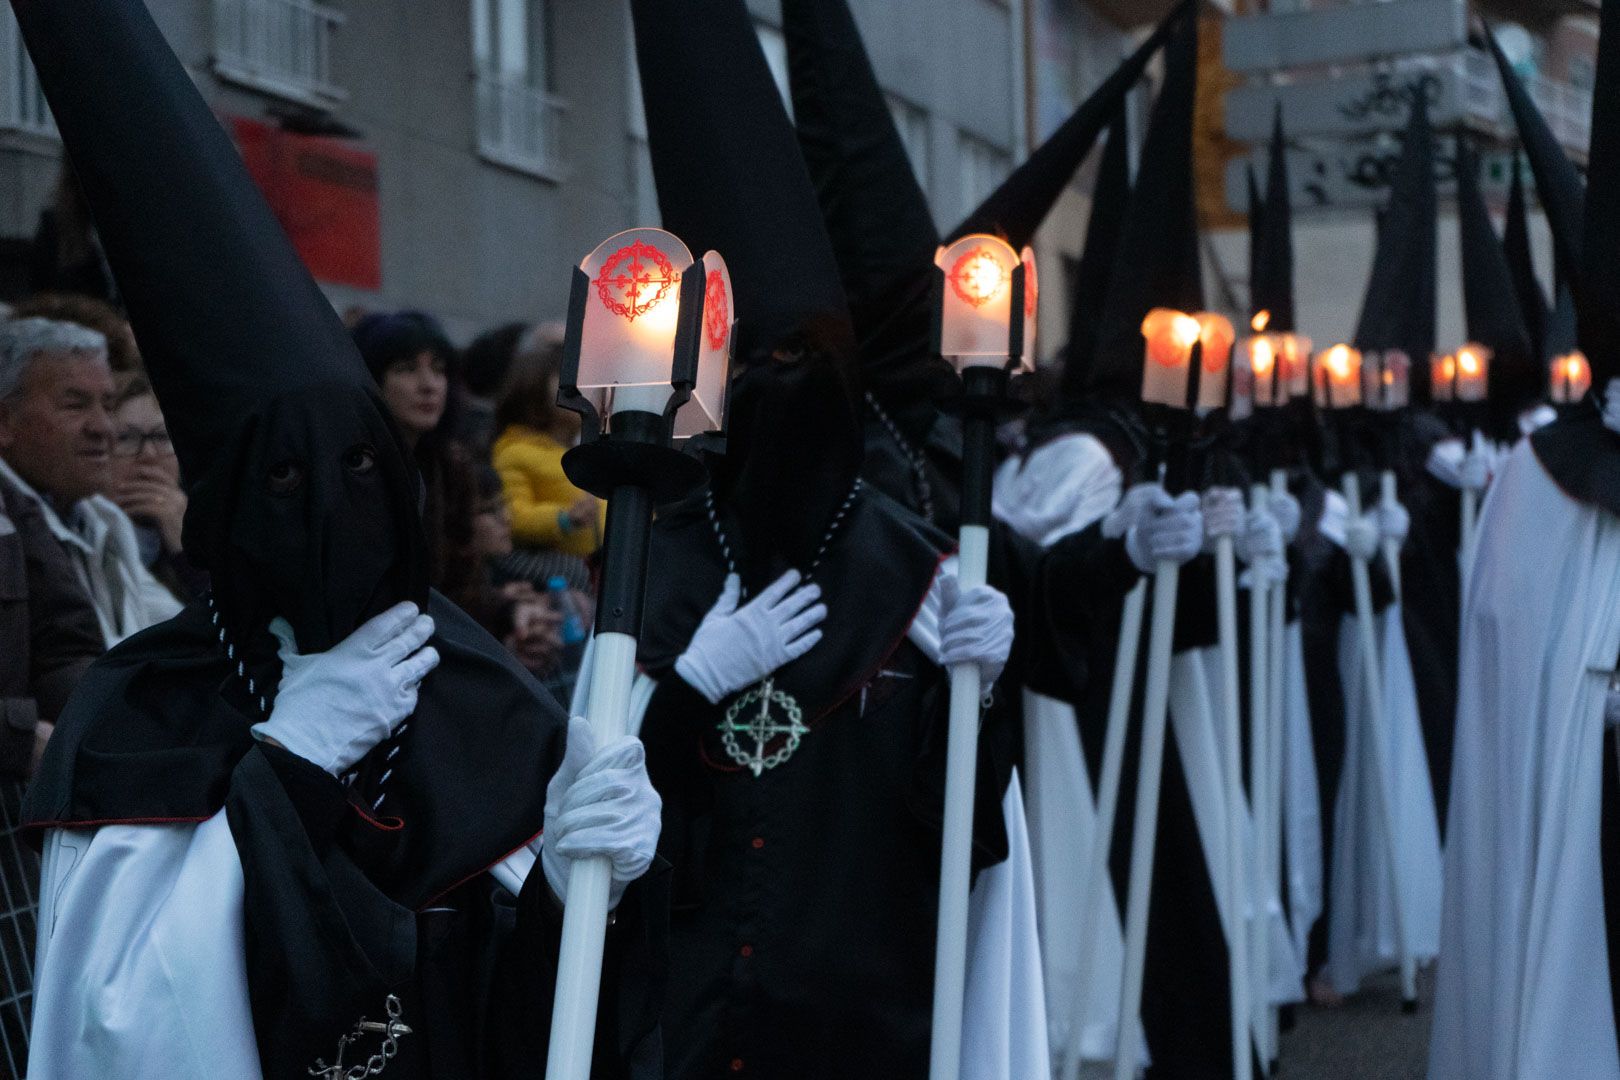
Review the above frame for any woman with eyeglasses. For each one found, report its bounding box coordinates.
[106,374,205,603]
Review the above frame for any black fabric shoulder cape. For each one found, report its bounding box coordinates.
[24,590,559,911]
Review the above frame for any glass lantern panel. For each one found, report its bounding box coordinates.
[1230,343,1255,420]
[674,251,733,439]
[1314,345,1363,409]
[1194,312,1234,411]
[1454,343,1491,403]
[1247,335,1278,407]
[1430,353,1456,402]
[576,227,695,416]
[1139,307,1199,408]
[1280,333,1312,399]
[935,234,1021,370]
[1017,246,1038,373]
[1551,351,1593,404]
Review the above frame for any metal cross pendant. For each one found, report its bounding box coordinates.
[718,677,808,777]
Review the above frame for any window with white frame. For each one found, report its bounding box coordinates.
[0,6,53,138]
[957,131,1010,219]
[885,93,931,195]
[473,0,567,179]
[212,0,346,110]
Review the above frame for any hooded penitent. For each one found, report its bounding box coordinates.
[1352,90,1437,401]
[1253,107,1297,334]
[1086,14,1205,405]
[1060,110,1134,404]
[10,1,640,1075]
[1456,139,1540,440]
[1495,5,1620,516]
[1503,153,1552,362]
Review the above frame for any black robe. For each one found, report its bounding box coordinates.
[24,593,665,1078]
[635,487,1013,1079]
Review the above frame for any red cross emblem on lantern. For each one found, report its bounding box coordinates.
[595,240,681,322]
[704,269,729,352]
[947,246,1009,309]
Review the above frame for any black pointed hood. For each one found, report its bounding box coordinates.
[949,0,1191,248]
[1060,110,1134,402]
[1085,13,1203,402]
[1503,152,1551,359]
[1547,280,1579,358]
[1352,90,1437,399]
[1456,140,1539,438]
[633,0,864,586]
[1488,23,1585,288]
[1246,164,1265,321]
[1527,0,1620,516]
[1252,107,1297,333]
[10,0,425,653]
[781,0,954,418]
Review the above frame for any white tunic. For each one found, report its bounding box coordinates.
[1429,440,1620,1080]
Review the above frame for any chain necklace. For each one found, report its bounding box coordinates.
[703,478,862,776]
[866,391,936,524]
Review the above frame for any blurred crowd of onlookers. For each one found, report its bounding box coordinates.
[1,191,603,786]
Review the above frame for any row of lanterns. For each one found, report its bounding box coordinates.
[1137,306,1594,415]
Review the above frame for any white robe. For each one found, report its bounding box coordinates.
[30,812,541,1078]
[1429,441,1620,1080]
[1280,620,1325,968]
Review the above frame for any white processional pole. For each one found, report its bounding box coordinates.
[546,230,730,1080]
[1214,514,1255,1080]
[1247,482,1274,1069]
[1265,471,1289,1061]
[928,237,1034,1080]
[1062,576,1149,1080]
[1380,470,1403,599]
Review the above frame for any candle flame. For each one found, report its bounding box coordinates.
[1457,347,1482,377]
[1252,310,1271,333]
[1326,344,1357,381]
[948,246,1010,308]
[1250,336,1276,377]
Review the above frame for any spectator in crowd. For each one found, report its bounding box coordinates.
[492,335,601,567]
[351,309,477,588]
[10,292,141,374]
[0,468,102,781]
[107,374,205,603]
[0,318,181,646]
[457,320,526,458]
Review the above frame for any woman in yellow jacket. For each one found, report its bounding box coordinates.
[491,336,602,558]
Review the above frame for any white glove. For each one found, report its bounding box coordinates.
[938,577,1015,687]
[541,716,661,908]
[1604,378,1620,435]
[1343,515,1380,562]
[1102,482,1160,540]
[1459,450,1491,491]
[1125,489,1204,573]
[1270,489,1302,544]
[254,602,439,776]
[1236,508,1284,567]
[675,571,827,704]
[1425,439,1469,489]
[1200,488,1245,552]
[1377,502,1410,545]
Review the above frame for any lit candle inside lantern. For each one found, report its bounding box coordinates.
[1278,333,1311,399]
[1430,353,1456,402]
[1140,307,1203,407]
[1551,350,1592,404]
[1248,335,1278,407]
[575,230,697,419]
[933,235,1030,371]
[1314,344,1363,409]
[1454,343,1491,403]
[1195,312,1236,411]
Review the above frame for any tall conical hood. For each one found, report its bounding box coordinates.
[949,0,1191,248]
[1456,140,1539,436]
[10,0,425,651]
[1085,13,1203,402]
[1353,91,1437,398]
[1488,23,1585,289]
[1252,107,1297,332]
[1503,152,1551,358]
[1578,0,1620,384]
[1060,110,1134,401]
[781,0,952,415]
[1247,164,1265,320]
[632,0,864,585]
[1548,281,1579,358]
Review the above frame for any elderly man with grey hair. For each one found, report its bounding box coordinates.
[0,317,180,645]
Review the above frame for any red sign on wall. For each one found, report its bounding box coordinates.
[230,116,381,290]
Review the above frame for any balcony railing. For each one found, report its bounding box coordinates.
[0,6,54,138]
[1463,46,1591,159]
[476,70,567,180]
[213,0,345,109]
